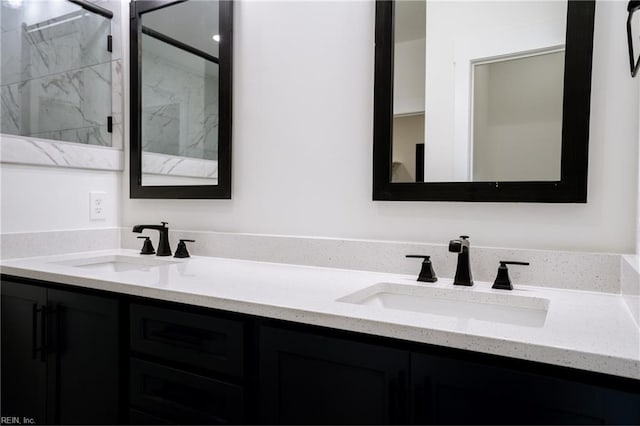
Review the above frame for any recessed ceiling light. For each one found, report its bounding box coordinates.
[212,34,221,42]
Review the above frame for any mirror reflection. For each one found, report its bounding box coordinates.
[391,1,567,183]
[1,0,113,146]
[140,1,219,186]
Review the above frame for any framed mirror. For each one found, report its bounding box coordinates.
[130,0,232,199]
[373,0,596,202]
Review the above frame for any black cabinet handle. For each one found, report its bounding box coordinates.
[32,305,47,362]
[39,305,47,362]
[150,324,219,347]
[31,303,38,360]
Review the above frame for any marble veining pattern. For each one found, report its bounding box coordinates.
[2,62,111,142]
[31,125,111,147]
[0,134,123,170]
[110,59,123,149]
[142,34,218,161]
[1,0,124,168]
[142,152,218,178]
[1,83,23,134]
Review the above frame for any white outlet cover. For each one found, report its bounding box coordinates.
[90,191,107,220]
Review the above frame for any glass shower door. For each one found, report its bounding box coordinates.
[1,0,113,146]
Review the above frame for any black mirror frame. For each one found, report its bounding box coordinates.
[373,0,596,203]
[130,0,233,199]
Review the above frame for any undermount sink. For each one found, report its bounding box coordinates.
[337,282,549,327]
[53,255,179,272]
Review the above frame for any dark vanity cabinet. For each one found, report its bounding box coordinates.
[259,326,410,424]
[1,279,120,424]
[2,276,639,425]
[411,353,640,425]
[128,303,246,424]
[258,324,640,425]
[1,281,47,424]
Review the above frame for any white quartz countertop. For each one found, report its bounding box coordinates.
[1,249,639,380]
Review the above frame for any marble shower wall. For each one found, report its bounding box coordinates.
[0,0,123,148]
[141,34,219,161]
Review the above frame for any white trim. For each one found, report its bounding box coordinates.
[0,134,124,171]
[142,151,218,179]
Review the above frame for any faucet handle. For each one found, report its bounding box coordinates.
[161,221,168,227]
[492,261,530,290]
[174,239,195,258]
[137,236,156,255]
[406,255,437,283]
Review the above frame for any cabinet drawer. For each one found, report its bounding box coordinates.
[129,408,170,425]
[130,304,243,376]
[130,358,244,425]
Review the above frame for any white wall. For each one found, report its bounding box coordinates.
[425,1,567,181]
[393,38,425,115]
[472,51,564,181]
[0,163,121,233]
[115,0,635,254]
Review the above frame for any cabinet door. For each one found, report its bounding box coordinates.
[130,303,244,377]
[259,326,409,425]
[47,289,120,424]
[412,353,640,425]
[1,281,48,424]
[130,358,244,424]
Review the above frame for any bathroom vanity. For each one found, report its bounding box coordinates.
[1,250,638,424]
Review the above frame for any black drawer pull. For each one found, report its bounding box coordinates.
[131,305,244,377]
[32,304,46,362]
[31,303,38,360]
[148,323,223,347]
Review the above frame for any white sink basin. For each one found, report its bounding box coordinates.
[337,282,549,327]
[52,255,179,272]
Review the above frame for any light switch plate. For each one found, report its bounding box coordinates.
[90,191,107,220]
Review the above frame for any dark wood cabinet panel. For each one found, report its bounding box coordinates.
[1,281,48,424]
[130,358,244,424]
[3,275,639,426]
[129,302,246,424]
[130,303,244,377]
[411,352,640,425]
[47,289,120,424]
[259,325,410,425]
[0,279,120,425]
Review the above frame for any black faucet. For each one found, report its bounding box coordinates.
[132,222,172,256]
[448,235,473,286]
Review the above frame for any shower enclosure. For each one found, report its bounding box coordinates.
[1,0,114,146]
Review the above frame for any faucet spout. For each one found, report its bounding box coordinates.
[448,235,473,286]
[132,222,172,256]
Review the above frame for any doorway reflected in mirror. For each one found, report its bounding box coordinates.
[390,0,567,184]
